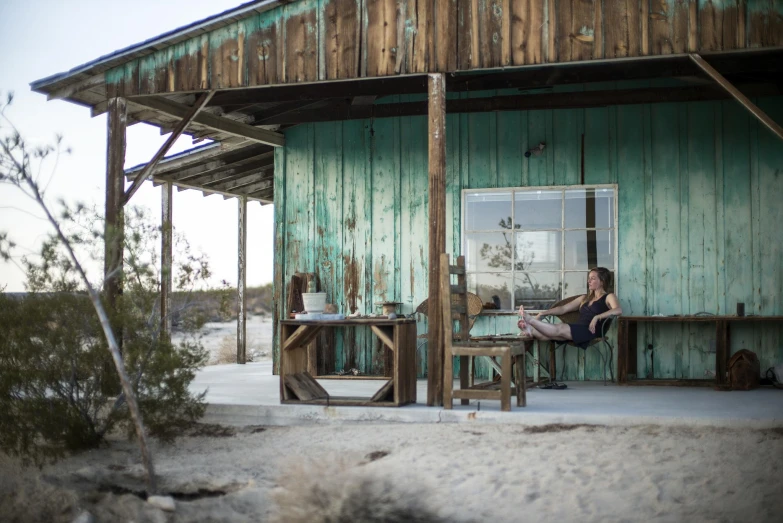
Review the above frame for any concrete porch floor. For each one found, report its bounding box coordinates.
[190,362,783,428]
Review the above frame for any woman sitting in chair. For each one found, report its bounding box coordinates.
[517,267,622,347]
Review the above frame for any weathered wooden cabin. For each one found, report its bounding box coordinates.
[32,0,783,403]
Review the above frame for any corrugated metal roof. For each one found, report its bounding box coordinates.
[30,0,287,94]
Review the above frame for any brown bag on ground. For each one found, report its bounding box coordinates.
[728,349,760,391]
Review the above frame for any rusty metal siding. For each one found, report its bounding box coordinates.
[274,93,783,380]
[105,0,783,95]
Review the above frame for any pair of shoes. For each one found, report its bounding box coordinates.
[538,382,567,390]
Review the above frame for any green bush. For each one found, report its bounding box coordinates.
[0,206,211,465]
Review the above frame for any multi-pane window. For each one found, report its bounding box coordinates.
[462,185,617,311]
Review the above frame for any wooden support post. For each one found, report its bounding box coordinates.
[105,97,126,323]
[689,54,783,143]
[237,196,248,364]
[103,97,126,394]
[160,181,173,340]
[427,73,446,406]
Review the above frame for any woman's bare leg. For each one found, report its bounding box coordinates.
[517,319,550,340]
[523,312,573,341]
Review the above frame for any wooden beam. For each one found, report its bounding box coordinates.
[207,172,268,192]
[207,75,428,107]
[237,196,247,364]
[174,157,273,186]
[248,100,325,125]
[127,147,272,182]
[130,95,285,147]
[689,54,783,143]
[427,73,446,407]
[123,91,215,205]
[162,178,267,201]
[161,182,173,340]
[232,179,274,196]
[262,84,780,125]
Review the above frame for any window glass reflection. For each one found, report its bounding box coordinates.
[515,190,562,229]
[465,192,513,231]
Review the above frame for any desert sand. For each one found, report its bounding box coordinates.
[2,422,782,522]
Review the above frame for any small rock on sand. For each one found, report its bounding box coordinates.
[71,511,94,523]
[147,495,176,512]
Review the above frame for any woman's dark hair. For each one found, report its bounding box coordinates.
[580,267,613,307]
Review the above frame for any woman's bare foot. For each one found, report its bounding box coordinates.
[517,305,533,336]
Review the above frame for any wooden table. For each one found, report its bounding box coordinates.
[617,315,783,386]
[279,318,417,407]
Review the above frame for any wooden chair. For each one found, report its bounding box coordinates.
[441,253,526,411]
[545,295,615,385]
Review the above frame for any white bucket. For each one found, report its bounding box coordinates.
[302,292,327,313]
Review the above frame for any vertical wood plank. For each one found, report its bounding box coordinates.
[478,0,505,68]
[689,0,699,51]
[641,0,650,54]
[756,98,783,374]
[593,0,603,59]
[556,0,574,61]
[247,20,281,86]
[273,146,287,374]
[699,0,723,51]
[547,0,556,62]
[678,102,691,377]
[511,0,543,65]
[721,0,742,50]
[314,122,343,373]
[412,0,433,73]
[342,120,369,371]
[428,74,447,406]
[650,0,689,55]
[604,0,637,57]
[435,0,459,71]
[237,197,247,364]
[748,0,783,49]
[370,111,400,373]
[571,0,597,61]
[365,0,398,76]
[457,0,475,69]
[687,101,717,378]
[324,0,361,79]
[285,4,320,82]
[650,102,682,378]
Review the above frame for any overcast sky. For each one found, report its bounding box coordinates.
[0,0,275,292]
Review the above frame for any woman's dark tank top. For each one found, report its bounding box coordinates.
[577,293,610,331]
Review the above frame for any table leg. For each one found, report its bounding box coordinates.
[716,320,729,386]
[459,355,470,405]
[617,319,628,384]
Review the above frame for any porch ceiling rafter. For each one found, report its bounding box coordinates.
[253,83,780,125]
[123,90,215,205]
[128,95,285,147]
[689,53,783,143]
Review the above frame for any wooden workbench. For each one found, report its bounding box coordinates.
[617,315,783,386]
[279,318,417,407]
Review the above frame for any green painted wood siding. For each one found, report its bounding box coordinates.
[274,93,783,381]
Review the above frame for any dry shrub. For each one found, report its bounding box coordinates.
[270,457,446,523]
[213,335,237,365]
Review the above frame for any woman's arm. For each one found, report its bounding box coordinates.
[537,295,584,319]
[588,293,623,333]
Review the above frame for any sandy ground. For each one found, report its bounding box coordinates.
[172,315,274,365]
[1,423,782,522]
